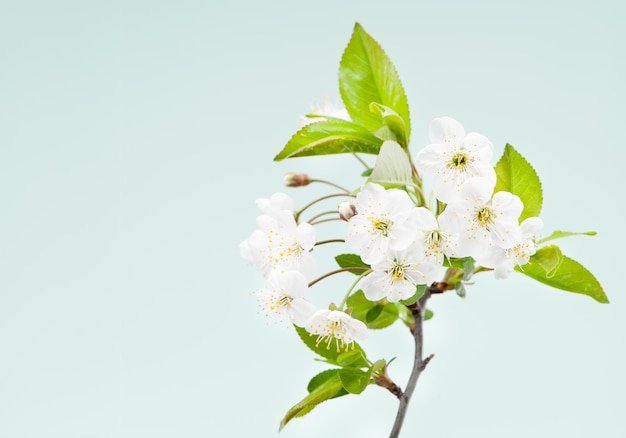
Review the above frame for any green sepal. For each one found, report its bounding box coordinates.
[493,144,543,221]
[274,119,383,161]
[339,23,411,142]
[334,253,371,275]
[455,282,467,298]
[347,290,399,329]
[517,246,608,303]
[424,308,434,321]
[294,325,369,365]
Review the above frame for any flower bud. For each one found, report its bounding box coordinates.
[283,173,310,187]
[338,201,357,221]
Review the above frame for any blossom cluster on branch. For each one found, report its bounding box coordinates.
[239,22,606,436]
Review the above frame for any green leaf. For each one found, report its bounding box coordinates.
[369,102,408,148]
[493,144,543,221]
[445,256,474,270]
[336,349,369,368]
[294,325,368,364]
[347,290,399,329]
[280,373,345,430]
[335,253,371,275]
[274,119,383,161]
[361,168,373,177]
[367,140,413,187]
[366,305,384,322]
[338,368,371,394]
[517,247,608,303]
[536,230,597,245]
[526,245,563,277]
[424,309,434,321]
[339,23,411,142]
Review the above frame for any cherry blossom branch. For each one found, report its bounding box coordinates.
[389,290,432,438]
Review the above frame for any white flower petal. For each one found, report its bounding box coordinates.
[429,116,466,145]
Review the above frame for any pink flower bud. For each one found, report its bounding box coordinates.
[283,173,310,187]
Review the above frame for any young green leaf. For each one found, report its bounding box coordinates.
[526,245,563,277]
[367,140,413,187]
[347,290,399,329]
[536,230,597,245]
[493,144,543,221]
[517,248,608,303]
[424,308,434,321]
[294,325,368,365]
[280,375,345,430]
[307,369,349,399]
[369,102,409,148]
[338,368,372,394]
[339,23,411,142]
[335,253,371,275]
[274,119,383,161]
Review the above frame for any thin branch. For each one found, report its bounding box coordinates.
[306,210,338,224]
[389,290,432,438]
[315,239,345,246]
[307,267,369,288]
[309,179,351,193]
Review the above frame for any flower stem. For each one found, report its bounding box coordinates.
[352,152,370,169]
[295,193,354,222]
[308,267,369,288]
[338,269,371,310]
[389,290,432,438]
[315,239,345,246]
[308,179,351,193]
[306,210,338,224]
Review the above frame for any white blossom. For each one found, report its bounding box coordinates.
[306,309,368,352]
[439,177,523,260]
[255,192,294,217]
[408,207,458,265]
[242,210,317,280]
[345,183,418,265]
[415,117,496,203]
[477,217,544,279]
[361,247,439,302]
[253,270,316,326]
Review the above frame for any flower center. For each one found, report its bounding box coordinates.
[269,294,292,311]
[372,218,392,236]
[451,152,468,169]
[389,259,408,282]
[313,320,352,352]
[476,207,495,230]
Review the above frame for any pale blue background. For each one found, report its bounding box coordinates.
[0,1,624,437]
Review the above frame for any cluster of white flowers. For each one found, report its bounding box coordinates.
[240,192,368,351]
[241,116,543,349]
